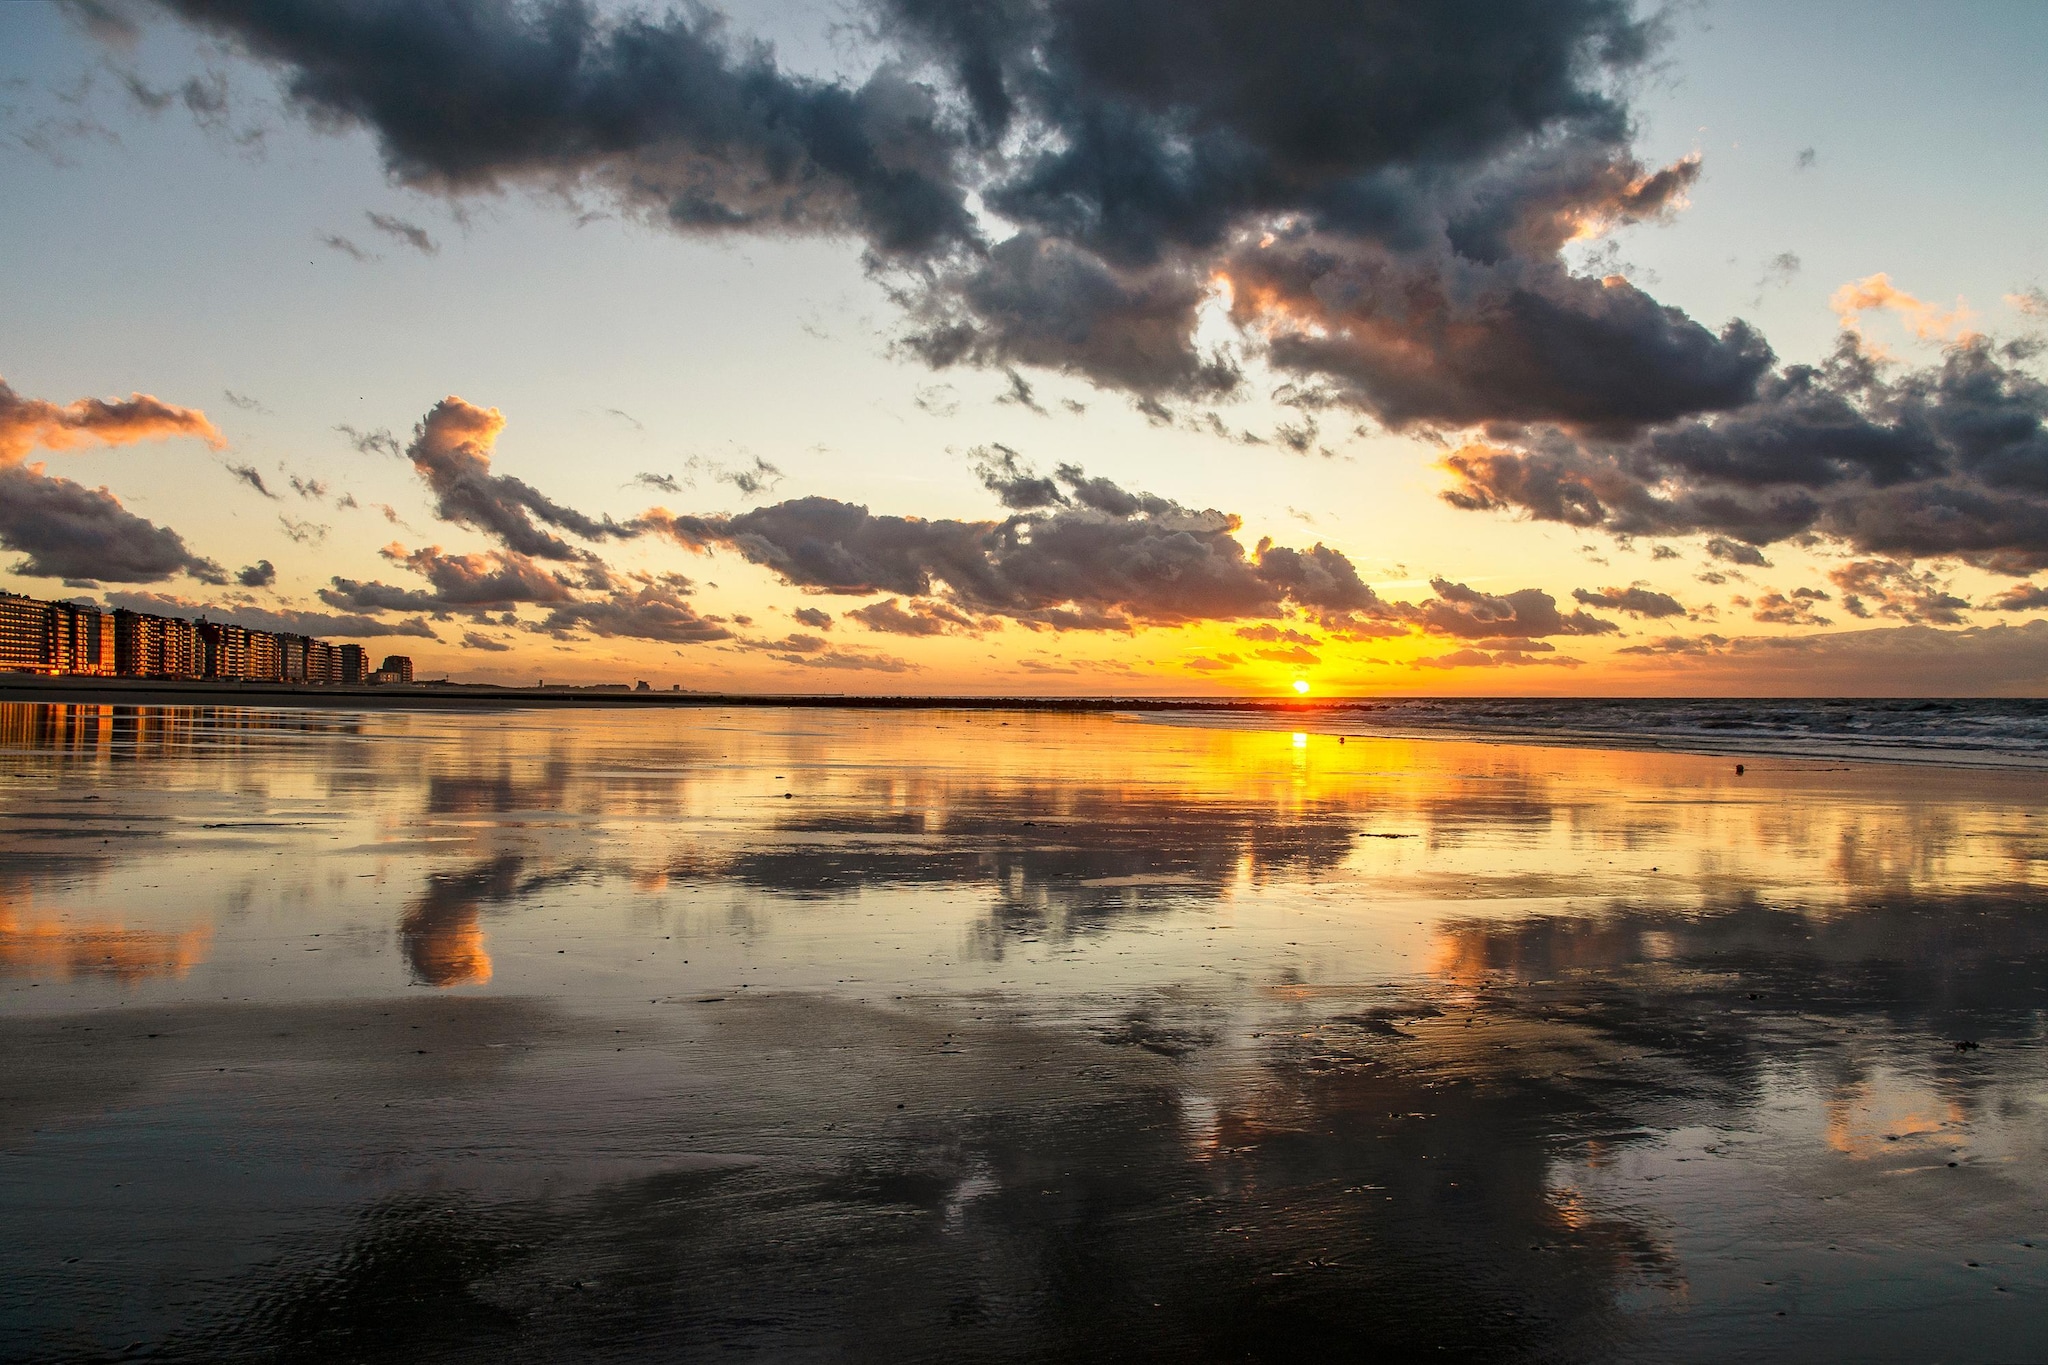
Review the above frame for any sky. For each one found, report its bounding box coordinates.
[2,0,2046,696]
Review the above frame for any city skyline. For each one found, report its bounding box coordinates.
[3,0,2047,694]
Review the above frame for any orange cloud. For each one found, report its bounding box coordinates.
[1830,272,1975,342]
[0,377,224,466]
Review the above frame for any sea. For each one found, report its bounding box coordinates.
[1,698,2043,1362]
[1160,695,2048,768]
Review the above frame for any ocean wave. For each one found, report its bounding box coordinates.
[1141,698,2048,769]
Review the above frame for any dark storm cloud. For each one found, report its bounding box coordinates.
[0,465,225,584]
[400,397,640,559]
[152,0,976,257]
[647,458,1390,630]
[1439,336,2048,568]
[895,234,1241,399]
[1570,584,1685,618]
[140,0,1782,433]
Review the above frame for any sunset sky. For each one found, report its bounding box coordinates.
[4,0,2047,694]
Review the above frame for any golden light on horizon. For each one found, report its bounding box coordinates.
[1292,679,1311,695]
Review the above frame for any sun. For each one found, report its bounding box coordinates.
[1292,679,1311,695]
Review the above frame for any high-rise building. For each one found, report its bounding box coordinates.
[51,604,115,675]
[114,609,162,677]
[3,591,359,686]
[306,639,337,684]
[161,615,199,678]
[199,620,248,679]
[0,592,52,672]
[379,654,414,683]
[247,629,281,682]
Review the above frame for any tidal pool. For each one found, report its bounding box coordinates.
[1,703,2043,1361]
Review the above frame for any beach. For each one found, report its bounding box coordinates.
[2,702,2044,1361]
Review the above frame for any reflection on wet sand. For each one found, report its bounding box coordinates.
[0,703,2045,1361]
[0,894,211,983]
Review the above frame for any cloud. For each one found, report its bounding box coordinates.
[539,578,733,644]
[145,0,1786,434]
[1829,559,1969,625]
[322,545,580,612]
[771,647,912,673]
[2009,287,2048,320]
[632,471,683,494]
[1831,272,1973,343]
[1407,578,1616,640]
[845,596,981,636]
[1413,645,1581,670]
[398,396,640,559]
[365,210,438,254]
[101,590,437,639]
[1986,581,2048,612]
[1571,584,1686,618]
[1746,588,1831,627]
[236,559,276,587]
[789,606,833,630]
[995,367,1046,415]
[277,514,328,544]
[1235,624,1317,645]
[222,389,269,413]
[737,632,828,656]
[717,456,784,498]
[0,377,228,584]
[152,0,977,258]
[337,423,402,457]
[0,375,223,464]
[1436,335,2048,569]
[1755,251,1800,295]
[320,233,372,261]
[461,630,512,651]
[1611,621,2048,694]
[1614,633,1730,657]
[289,474,328,499]
[225,460,279,497]
[0,464,225,584]
[644,456,1392,631]
[1704,537,1770,567]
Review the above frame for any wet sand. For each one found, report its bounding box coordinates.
[1,703,2044,1361]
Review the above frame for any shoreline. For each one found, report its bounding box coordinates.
[0,673,1313,713]
[5,674,2048,769]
